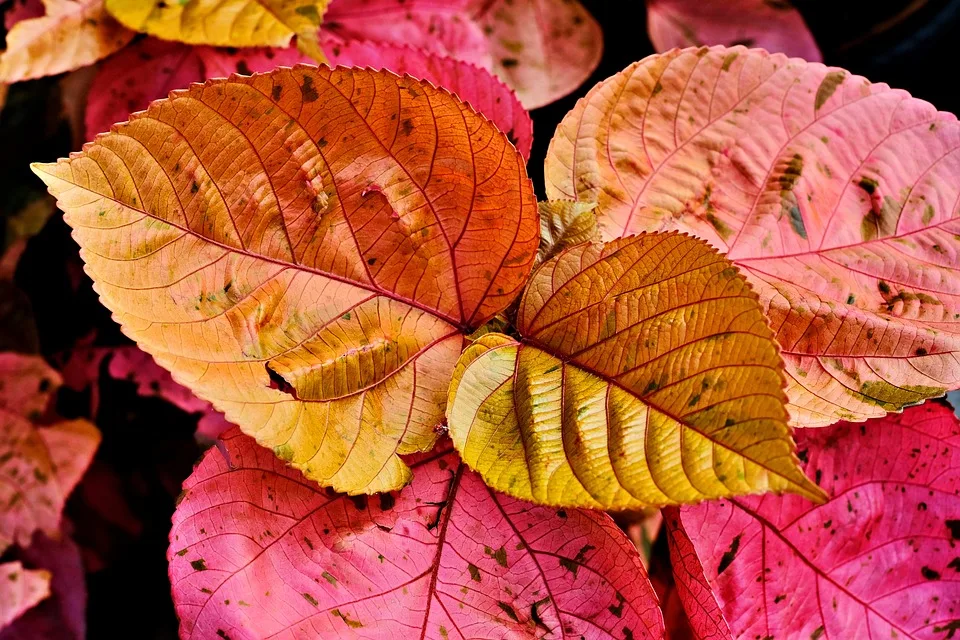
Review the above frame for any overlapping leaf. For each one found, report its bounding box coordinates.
[85,37,532,161]
[0,354,100,553]
[325,39,533,160]
[104,0,329,61]
[0,0,134,83]
[0,562,49,631]
[169,429,665,639]
[447,233,823,509]
[0,532,86,640]
[545,46,960,426]
[668,401,960,639]
[646,0,821,61]
[537,199,598,262]
[321,0,603,108]
[35,66,538,495]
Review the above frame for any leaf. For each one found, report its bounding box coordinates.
[646,0,821,62]
[0,562,50,632]
[0,0,134,83]
[0,353,60,420]
[84,37,312,139]
[537,199,598,262]
[107,346,231,441]
[325,38,533,160]
[104,0,330,61]
[169,429,665,639]
[34,66,538,495]
[0,353,100,553]
[322,0,603,109]
[0,532,86,640]
[447,233,824,509]
[470,0,603,109]
[85,36,533,162]
[545,46,960,426]
[669,401,960,640]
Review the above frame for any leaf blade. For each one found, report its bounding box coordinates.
[448,234,823,508]
[671,401,960,639]
[545,46,960,426]
[169,430,666,639]
[35,66,538,494]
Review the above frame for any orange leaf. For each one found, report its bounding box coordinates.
[33,67,538,495]
[545,46,960,426]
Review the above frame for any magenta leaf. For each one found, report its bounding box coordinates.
[670,402,960,639]
[324,39,533,160]
[169,430,664,639]
[646,0,821,61]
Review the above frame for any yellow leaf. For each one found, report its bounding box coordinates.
[447,233,825,509]
[105,0,329,61]
[537,199,598,262]
[32,67,538,495]
[0,0,135,83]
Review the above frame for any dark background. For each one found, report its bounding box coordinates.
[3,0,959,636]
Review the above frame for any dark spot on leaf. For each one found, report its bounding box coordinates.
[922,566,941,580]
[272,85,282,100]
[814,71,846,111]
[810,626,825,640]
[235,60,252,76]
[468,563,481,582]
[348,495,368,511]
[497,601,519,622]
[400,119,414,136]
[190,559,207,571]
[303,592,319,606]
[301,76,319,103]
[608,592,625,617]
[717,534,741,574]
[378,493,395,511]
[501,58,519,68]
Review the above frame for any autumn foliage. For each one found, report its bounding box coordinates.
[1,0,958,638]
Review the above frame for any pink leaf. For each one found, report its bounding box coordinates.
[0,532,86,640]
[646,0,821,62]
[0,353,60,421]
[170,431,665,639]
[324,38,532,159]
[0,562,50,632]
[322,0,602,108]
[0,416,100,554]
[545,46,960,426]
[670,402,960,639]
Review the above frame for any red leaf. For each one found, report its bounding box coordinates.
[169,430,665,639]
[669,402,960,639]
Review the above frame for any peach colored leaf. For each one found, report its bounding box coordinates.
[325,38,533,160]
[0,0,134,83]
[447,233,824,509]
[322,0,602,109]
[669,401,960,639]
[104,0,330,62]
[0,562,50,632]
[469,0,602,109]
[545,46,960,427]
[169,429,665,639]
[646,0,821,62]
[34,66,538,495]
